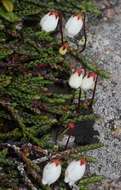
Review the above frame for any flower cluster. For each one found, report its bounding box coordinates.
[40,11,84,38]
[40,11,98,109]
[69,67,97,91]
[68,67,97,109]
[42,159,86,186]
[40,11,85,55]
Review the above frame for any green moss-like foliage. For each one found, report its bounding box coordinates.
[0,0,106,189]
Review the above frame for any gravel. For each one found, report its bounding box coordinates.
[82,1,121,188]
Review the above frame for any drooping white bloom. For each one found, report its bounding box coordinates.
[81,72,97,91]
[40,11,59,32]
[42,159,61,185]
[64,159,86,186]
[68,68,85,89]
[65,14,83,38]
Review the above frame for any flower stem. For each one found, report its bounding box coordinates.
[80,12,87,53]
[59,14,64,45]
[89,75,98,108]
[77,88,82,110]
[65,135,71,150]
[71,90,75,104]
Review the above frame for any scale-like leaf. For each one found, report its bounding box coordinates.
[0,7,19,22]
[1,0,14,12]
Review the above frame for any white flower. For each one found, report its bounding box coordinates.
[42,159,61,185]
[65,14,83,38]
[68,68,85,89]
[81,72,97,91]
[64,159,86,186]
[40,11,59,32]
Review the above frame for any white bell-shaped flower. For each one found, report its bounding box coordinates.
[40,11,59,32]
[68,68,85,89]
[81,72,97,91]
[64,159,86,186]
[65,14,84,38]
[42,159,61,186]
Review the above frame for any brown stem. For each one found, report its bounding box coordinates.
[79,12,87,53]
[84,91,87,101]
[59,14,64,45]
[89,75,98,108]
[77,88,82,111]
[71,90,75,104]
[65,135,71,150]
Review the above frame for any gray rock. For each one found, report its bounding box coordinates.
[84,0,121,183]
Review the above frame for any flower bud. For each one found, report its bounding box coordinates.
[59,42,69,55]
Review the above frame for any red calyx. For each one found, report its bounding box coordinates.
[74,13,84,20]
[77,15,81,20]
[49,10,60,18]
[61,42,69,50]
[88,72,97,80]
[67,122,76,129]
[80,159,87,165]
[51,159,61,166]
[76,67,85,76]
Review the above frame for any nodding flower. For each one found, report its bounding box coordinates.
[42,159,61,186]
[64,159,86,186]
[40,10,60,32]
[68,67,85,89]
[80,71,97,91]
[65,13,84,38]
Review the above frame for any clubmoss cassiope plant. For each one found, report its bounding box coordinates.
[0,1,107,190]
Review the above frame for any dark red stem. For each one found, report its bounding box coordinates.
[80,12,87,53]
[77,88,82,111]
[89,75,98,108]
[59,14,64,45]
[65,135,71,150]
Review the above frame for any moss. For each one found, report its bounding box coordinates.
[0,0,106,189]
